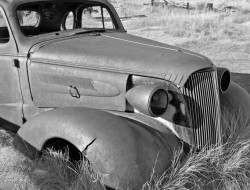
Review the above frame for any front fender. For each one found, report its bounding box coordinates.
[220,81,250,133]
[14,107,181,189]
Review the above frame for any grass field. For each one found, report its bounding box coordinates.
[1,0,250,189]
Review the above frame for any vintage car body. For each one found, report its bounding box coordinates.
[0,0,250,189]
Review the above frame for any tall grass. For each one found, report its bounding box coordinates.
[142,140,250,190]
[124,6,248,41]
[26,150,106,190]
[142,107,250,190]
[0,129,106,190]
[116,0,250,44]
[0,129,36,190]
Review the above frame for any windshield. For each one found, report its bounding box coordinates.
[16,1,119,36]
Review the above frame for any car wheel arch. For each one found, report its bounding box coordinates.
[42,137,83,162]
[14,107,182,189]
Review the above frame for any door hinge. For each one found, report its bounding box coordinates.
[14,59,20,68]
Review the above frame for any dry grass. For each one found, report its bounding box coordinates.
[0,129,35,190]
[0,129,106,190]
[125,8,247,41]
[142,140,250,190]
[142,108,250,190]
[27,150,106,190]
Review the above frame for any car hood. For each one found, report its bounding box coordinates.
[29,32,214,86]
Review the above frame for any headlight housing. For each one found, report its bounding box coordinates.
[126,84,169,117]
[217,67,230,93]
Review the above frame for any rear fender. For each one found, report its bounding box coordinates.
[14,107,181,189]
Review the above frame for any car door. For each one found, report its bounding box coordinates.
[0,7,23,131]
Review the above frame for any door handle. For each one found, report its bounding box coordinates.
[69,85,80,99]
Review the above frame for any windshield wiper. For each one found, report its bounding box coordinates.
[72,29,106,36]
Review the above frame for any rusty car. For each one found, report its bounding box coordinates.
[0,0,250,189]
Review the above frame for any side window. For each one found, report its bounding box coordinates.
[0,10,9,43]
[62,11,74,30]
[17,10,40,27]
[81,6,115,30]
[82,6,103,29]
[16,10,41,36]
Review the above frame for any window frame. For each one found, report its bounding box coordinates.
[77,3,118,30]
[0,6,10,44]
[0,6,17,50]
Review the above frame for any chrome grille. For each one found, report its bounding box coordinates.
[182,70,222,150]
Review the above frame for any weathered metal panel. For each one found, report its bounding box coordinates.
[29,33,214,86]
[29,62,128,111]
[0,57,23,131]
[15,107,182,190]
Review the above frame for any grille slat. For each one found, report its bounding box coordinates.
[191,75,200,146]
[193,73,203,149]
[182,70,221,150]
[200,73,207,147]
[205,73,212,145]
[208,73,216,143]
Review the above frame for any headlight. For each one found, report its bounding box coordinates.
[150,89,168,116]
[126,85,169,117]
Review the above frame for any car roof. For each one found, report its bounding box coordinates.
[0,0,125,53]
[0,0,113,19]
[1,0,110,8]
